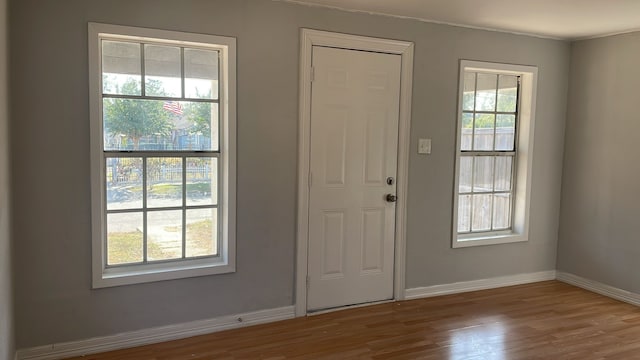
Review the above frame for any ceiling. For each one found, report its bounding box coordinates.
[280,0,640,40]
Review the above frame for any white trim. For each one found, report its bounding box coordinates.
[452,60,538,249]
[88,23,237,288]
[278,0,640,42]
[572,27,640,41]
[273,0,564,41]
[16,306,294,360]
[307,299,394,316]
[557,272,640,307]
[404,270,556,300]
[295,29,413,316]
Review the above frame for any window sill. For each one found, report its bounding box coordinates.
[453,232,528,248]
[93,258,235,288]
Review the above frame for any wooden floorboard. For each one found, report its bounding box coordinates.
[66,281,640,359]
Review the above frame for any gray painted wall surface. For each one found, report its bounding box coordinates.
[558,33,640,292]
[0,0,13,357]
[10,0,569,348]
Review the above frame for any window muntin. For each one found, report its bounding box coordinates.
[453,60,537,248]
[104,155,219,267]
[90,23,235,287]
[102,39,220,268]
[457,71,520,235]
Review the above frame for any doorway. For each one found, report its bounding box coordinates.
[296,29,414,315]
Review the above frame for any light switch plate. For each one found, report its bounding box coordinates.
[418,138,431,154]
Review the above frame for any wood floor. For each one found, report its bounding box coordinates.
[67,281,640,359]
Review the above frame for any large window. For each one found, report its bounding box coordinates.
[453,61,537,248]
[89,23,236,287]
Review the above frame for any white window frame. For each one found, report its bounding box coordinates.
[452,60,537,248]
[88,23,236,287]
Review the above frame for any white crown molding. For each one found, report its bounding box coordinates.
[556,272,640,306]
[17,306,295,360]
[405,270,557,300]
[273,0,565,41]
[275,0,640,41]
[573,27,640,41]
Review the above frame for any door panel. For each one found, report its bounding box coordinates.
[322,107,348,186]
[364,108,388,185]
[361,208,384,273]
[307,46,401,311]
[321,210,346,278]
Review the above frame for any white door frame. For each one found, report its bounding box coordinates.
[296,29,414,316]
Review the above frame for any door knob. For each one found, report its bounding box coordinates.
[385,194,397,203]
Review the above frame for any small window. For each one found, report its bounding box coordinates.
[89,23,236,287]
[453,60,537,248]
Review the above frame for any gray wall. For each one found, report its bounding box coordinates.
[10,0,570,348]
[0,0,13,357]
[558,33,640,292]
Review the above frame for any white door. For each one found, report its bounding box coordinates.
[307,46,402,311]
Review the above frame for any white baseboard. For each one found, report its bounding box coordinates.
[556,271,640,307]
[16,306,295,360]
[23,272,636,360]
[404,270,557,300]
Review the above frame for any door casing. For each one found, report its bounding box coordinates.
[296,29,414,317]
